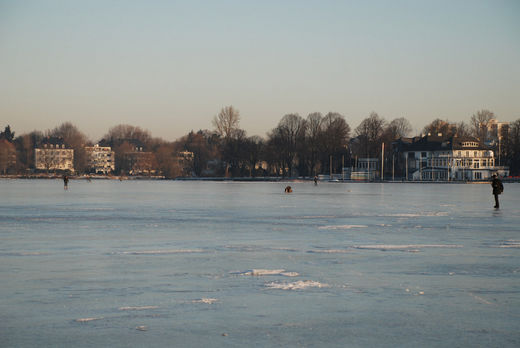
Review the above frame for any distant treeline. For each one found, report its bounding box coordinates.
[1,107,519,177]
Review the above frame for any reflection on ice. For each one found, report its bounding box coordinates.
[117,249,205,255]
[382,212,449,217]
[499,240,520,248]
[307,249,350,254]
[318,225,368,230]
[354,244,462,251]
[119,306,159,311]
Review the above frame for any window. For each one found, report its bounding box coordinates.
[475,172,481,180]
[421,152,427,158]
[462,141,479,147]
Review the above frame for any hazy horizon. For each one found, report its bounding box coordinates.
[1,0,519,142]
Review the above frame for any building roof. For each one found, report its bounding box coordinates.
[394,134,486,152]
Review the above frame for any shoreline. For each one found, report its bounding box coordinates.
[1,174,518,183]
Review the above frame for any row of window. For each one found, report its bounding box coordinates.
[421,170,487,180]
[416,158,495,169]
[42,144,67,149]
[409,150,493,158]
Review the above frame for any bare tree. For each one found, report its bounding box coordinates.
[50,122,90,173]
[470,109,495,141]
[385,117,412,140]
[452,121,471,138]
[155,144,182,178]
[242,135,265,177]
[104,124,152,145]
[14,131,42,172]
[422,118,451,136]
[305,112,323,175]
[269,113,307,177]
[213,106,241,139]
[212,106,244,176]
[354,112,386,158]
[320,112,350,174]
[0,140,16,174]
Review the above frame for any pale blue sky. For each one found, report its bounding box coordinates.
[1,0,519,141]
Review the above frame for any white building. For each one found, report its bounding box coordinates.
[85,144,115,174]
[398,134,508,181]
[485,119,509,145]
[35,140,74,172]
[351,158,378,180]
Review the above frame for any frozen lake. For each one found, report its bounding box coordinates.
[1,179,519,347]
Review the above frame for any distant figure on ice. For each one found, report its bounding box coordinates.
[63,175,69,190]
[284,186,292,193]
[491,174,503,208]
[314,176,318,185]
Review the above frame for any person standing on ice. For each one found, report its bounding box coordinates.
[491,174,503,208]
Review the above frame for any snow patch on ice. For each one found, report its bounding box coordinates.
[192,298,219,304]
[232,269,299,277]
[75,317,103,323]
[265,280,329,290]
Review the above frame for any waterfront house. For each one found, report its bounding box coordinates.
[35,138,74,172]
[394,134,509,181]
[120,142,157,175]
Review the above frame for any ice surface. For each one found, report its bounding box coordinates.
[1,180,519,347]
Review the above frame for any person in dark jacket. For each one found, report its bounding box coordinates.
[491,174,503,208]
[63,175,69,190]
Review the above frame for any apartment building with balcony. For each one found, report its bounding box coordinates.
[85,144,115,174]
